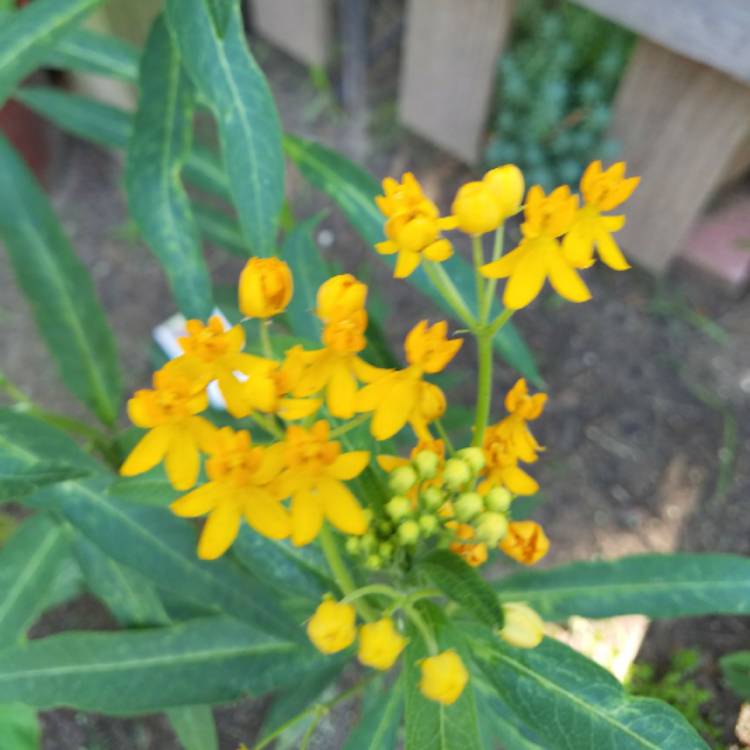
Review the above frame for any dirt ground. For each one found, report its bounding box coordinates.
[2,24,750,750]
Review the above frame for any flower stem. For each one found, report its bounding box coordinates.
[260,319,274,359]
[434,419,456,455]
[471,331,493,447]
[319,524,375,621]
[249,411,284,440]
[404,603,438,655]
[423,261,476,329]
[481,226,505,323]
[330,413,369,438]
[471,235,485,315]
[341,583,402,604]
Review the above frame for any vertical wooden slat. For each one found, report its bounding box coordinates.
[398,0,514,163]
[249,0,332,68]
[609,39,750,272]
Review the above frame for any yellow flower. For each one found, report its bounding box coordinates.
[170,428,288,559]
[358,618,408,670]
[563,160,640,271]
[316,274,368,323]
[500,521,549,565]
[175,315,277,418]
[500,603,545,649]
[419,650,469,705]
[405,320,463,373]
[483,164,525,219]
[450,540,488,568]
[276,421,370,546]
[481,185,590,309]
[307,598,357,654]
[238,257,293,318]
[375,173,457,278]
[120,362,216,491]
[452,181,503,236]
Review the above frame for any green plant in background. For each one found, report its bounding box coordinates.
[0,2,749,749]
[629,649,725,747]
[486,0,634,190]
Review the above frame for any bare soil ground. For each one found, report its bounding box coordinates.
[1,28,749,750]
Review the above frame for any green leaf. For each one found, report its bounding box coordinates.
[281,213,329,342]
[342,675,404,750]
[404,612,483,750]
[720,651,750,700]
[494,553,750,621]
[193,202,248,257]
[0,617,332,714]
[0,461,87,503]
[166,706,218,750]
[475,636,709,750]
[205,0,234,36]
[420,550,503,628]
[0,0,104,105]
[108,474,180,506]
[40,479,299,640]
[44,27,138,82]
[165,0,284,256]
[0,704,39,750]
[0,514,70,644]
[73,533,171,627]
[0,135,121,423]
[127,17,213,319]
[283,134,543,386]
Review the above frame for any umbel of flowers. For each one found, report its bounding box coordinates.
[120,159,638,704]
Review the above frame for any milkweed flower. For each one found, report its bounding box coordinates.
[356,321,461,440]
[239,257,293,318]
[481,185,590,309]
[483,164,525,218]
[316,274,368,323]
[500,602,545,649]
[120,362,216,491]
[564,161,640,271]
[358,617,408,670]
[451,165,524,236]
[500,520,550,565]
[307,598,357,654]
[170,427,288,559]
[276,420,370,546]
[419,650,469,705]
[375,172,457,278]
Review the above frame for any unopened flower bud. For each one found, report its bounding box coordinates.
[413,450,440,479]
[457,447,485,474]
[386,495,412,521]
[345,537,360,555]
[360,532,377,553]
[239,257,293,318]
[452,181,503,236]
[419,650,469,705]
[474,512,509,545]
[444,458,472,490]
[379,542,394,559]
[389,465,418,494]
[484,486,512,512]
[316,274,367,323]
[365,554,383,570]
[500,602,544,649]
[421,486,445,510]
[483,164,525,219]
[306,598,356,654]
[378,520,394,536]
[358,618,407,670]
[454,492,484,522]
[398,520,420,545]
[419,514,439,536]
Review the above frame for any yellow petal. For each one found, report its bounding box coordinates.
[562,226,595,268]
[198,504,242,559]
[244,492,291,540]
[254,442,286,485]
[596,231,631,271]
[375,240,398,255]
[217,373,252,418]
[423,239,453,262]
[394,251,421,279]
[327,361,357,419]
[480,246,523,279]
[355,378,389,413]
[291,490,324,546]
[319,478,367,536]
[546,249,592,304]
[329,451,370,480]
[120,425,171,477]
[188,416,219,453]
[501,465,539,495]
[165,430,200,491]
[371,378,417,439]
[170,483,221,517]
[377,455,408,472]
[503,246,547,310]
[277,397,321,420]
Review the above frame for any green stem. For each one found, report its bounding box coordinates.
[489,307,514,336]
[341,583,402,604]
[260,320,274,359]
[299,713,320,750]
[471,235,485,316]
[249,411,284,440]
[330,413,370,438]
[423,261,476,329]
[480,226,505,323]
[404,603,438,655]
[434,419,456,455]
[319,524,375,621]
[472,332,493,447]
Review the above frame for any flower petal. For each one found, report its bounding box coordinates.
[120,425,171,477]
[170,483,222,517]
[371,378,417,440]
[423,239,453,262]
[244,492,290,540]
[165,430,200,491]
[394,251,421,279]
[546,249,592,303]
[327,361,357,419]
[596,230,631,271]
[198,504,242,560]
[481,245,523,279]
[329,451,370,480]
[291,490,324,546]
[503,246,547,310]
[319,478,367,536]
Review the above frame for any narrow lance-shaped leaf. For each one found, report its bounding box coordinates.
[0,135,121,424]
[0,461,87,503]
[165,0,285,256]
[0,704,39,750]
[0,617,333,715]
[720,651,750,701]
[0,0,105,105]
[127,16,213,319]
[342,675,404,750]
[166,706,218,750]
[283,134,544,387]
[494,553,750,621]
[475,635,709,750]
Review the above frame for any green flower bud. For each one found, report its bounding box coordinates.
[378,520,395,536]
[444,458,472,490]
[484,486,512,512]
[345,537,360,555]
[386,495,412,521]
[421,486,445,510]
[379,541,394,559]
[457,447,486,473]
[474,512,509,545]
[365,554,383,570]
[413,450,440,479]
[398,520,420,545]
[362,508,374,525]
[389,465,418,494]
[454,492,484,522]
[419,514,439,536]
[360,532,377,553]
